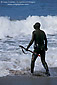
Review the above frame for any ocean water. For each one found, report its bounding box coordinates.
[0,0,57,77]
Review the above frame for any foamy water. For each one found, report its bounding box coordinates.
[0,16,57,77]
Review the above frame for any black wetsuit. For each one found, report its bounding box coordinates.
[27,29,49,74]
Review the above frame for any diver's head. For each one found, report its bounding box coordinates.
[33,22,40,29]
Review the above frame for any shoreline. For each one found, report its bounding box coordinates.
[0,67,57,85]
[0,75,57,85]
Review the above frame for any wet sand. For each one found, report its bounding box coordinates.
[0,67,57,85]
[0,75,57,85]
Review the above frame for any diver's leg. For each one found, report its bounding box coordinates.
[31,53,37,73]
[41,50,50,76]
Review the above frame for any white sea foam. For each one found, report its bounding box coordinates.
[0,16,57,77]
[0,16,57,39]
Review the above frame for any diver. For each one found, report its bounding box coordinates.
[26,22,50,76]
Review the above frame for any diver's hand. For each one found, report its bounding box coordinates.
[25,48,28,51]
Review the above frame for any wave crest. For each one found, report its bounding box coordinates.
[0,16,57,39]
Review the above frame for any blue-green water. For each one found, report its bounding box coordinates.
[0,0,57,19]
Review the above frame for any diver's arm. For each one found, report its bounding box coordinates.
[26,31,35,50]
[45,37,47,50]
[44,34,48,51]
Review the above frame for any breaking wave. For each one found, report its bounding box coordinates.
[0,15,57,39]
